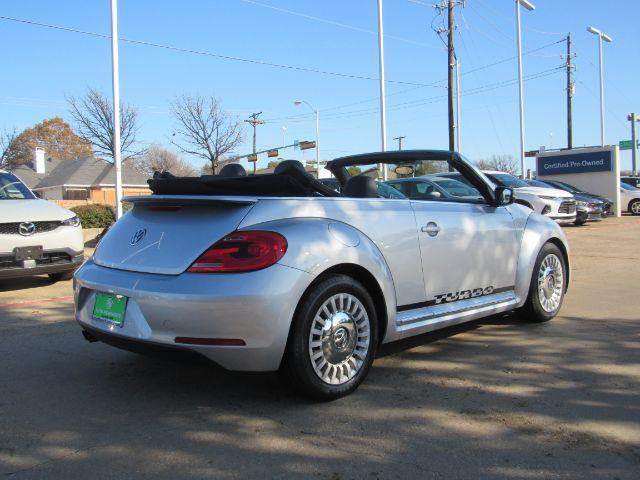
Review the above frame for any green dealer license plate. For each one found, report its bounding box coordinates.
[92,292,128,327]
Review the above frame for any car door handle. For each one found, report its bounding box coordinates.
[421,222,441,237]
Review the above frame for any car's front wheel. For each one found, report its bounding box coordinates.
[282,274,378,400]
[629,199,640,216]
[518,243,566,322]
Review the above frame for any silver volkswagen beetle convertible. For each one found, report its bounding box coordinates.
[74,151,569,399]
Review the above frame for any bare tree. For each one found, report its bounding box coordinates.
[135,144,196,177]
[475,154,519,175]
[171,95,242,174]
[0,129,17,169]
[67,88,143,162]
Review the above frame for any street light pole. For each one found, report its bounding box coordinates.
[377,0,388,180]
[588,26,612,147]
[629,113,639,176]
[294,100,320,178]
[516,0,535,179]
[110,0,123,219]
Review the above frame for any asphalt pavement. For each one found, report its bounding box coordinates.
[1,217,639,479]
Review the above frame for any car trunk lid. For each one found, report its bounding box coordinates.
[93,196,257,275]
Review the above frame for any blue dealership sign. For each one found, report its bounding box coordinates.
[537,150,612,176]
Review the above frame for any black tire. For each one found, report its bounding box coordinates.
[48,271,75,282]
[281,274,378,401]
[574,218,587,226]
[518,243,566,323]
[629,199,640,216]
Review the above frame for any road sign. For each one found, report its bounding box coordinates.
[619,140,639,150]
[524,150,539,157]
[299,141,316,151]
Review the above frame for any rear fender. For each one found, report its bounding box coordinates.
[239,218,397,341]
[515,213,570,305]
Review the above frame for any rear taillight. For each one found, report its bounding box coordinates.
[188,231,287,273]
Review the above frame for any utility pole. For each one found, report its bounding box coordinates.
[629,113,639,176]
[434,1,463,156]
[393,136,406,150]
[244,112,264,175]
[455,56,461,151]
[566,33,574,149]
[447,0,455,152]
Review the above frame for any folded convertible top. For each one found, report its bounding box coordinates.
[148,166,340,197]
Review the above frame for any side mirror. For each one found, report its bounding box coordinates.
[495,186,515,206]
[430,191,442,198]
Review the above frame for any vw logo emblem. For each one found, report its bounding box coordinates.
[18,222,36,236]
[130,228,147,246]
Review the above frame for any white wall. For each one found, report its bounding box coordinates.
[537,146,621,217]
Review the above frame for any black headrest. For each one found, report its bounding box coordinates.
[343,175,378,198]
[219,163,247,177]
[274,160,306,175]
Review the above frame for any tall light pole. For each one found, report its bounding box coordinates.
[110,0,123,219]
[516,0,535,179]
[281,126,287,147]
[587,26,612,147]
[377,0,388,180]
[294,100,320,178]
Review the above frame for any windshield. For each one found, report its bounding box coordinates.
[0,172,35,200]
[428,177,481,197]
[377,181,407,199]
[551,180,581,193]
[621,182,640,191]
[485,173,529,188]
[527,179,554,189]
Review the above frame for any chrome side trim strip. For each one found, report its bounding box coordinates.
[396,290,518,332]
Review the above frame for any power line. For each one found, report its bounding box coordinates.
[237,0,441,49]
[0,15,438,88]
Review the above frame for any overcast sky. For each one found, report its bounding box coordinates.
[1,0,638,171]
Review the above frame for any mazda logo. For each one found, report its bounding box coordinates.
[130,228,147,246]
[18,222,36,236]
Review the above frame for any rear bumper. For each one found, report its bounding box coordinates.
[0,252,83,279]
[74,259,313,371]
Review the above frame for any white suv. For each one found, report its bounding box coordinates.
[0,169,84,281]
[432,170,577,224]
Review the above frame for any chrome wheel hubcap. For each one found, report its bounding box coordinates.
[537,254,564,313]
[632,202,640,214]
[308,293,370,385]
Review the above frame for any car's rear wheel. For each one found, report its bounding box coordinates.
[281,274,378,400]
[518,243,566,322]
[48,271,75,282]
[629,199,640,216]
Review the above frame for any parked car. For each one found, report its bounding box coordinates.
[525,179,607,225]
[384,176,482,201]
[0,169,84,280]
[539,179,613,217]
[319,177,406,199]
[621,176,640,189]
[74,151,570,400]
[620,182,640,215]
[432,171,577,225]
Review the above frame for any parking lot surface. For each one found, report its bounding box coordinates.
[1,218,639,479]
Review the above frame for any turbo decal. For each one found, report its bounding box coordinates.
[434,286,494,305]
